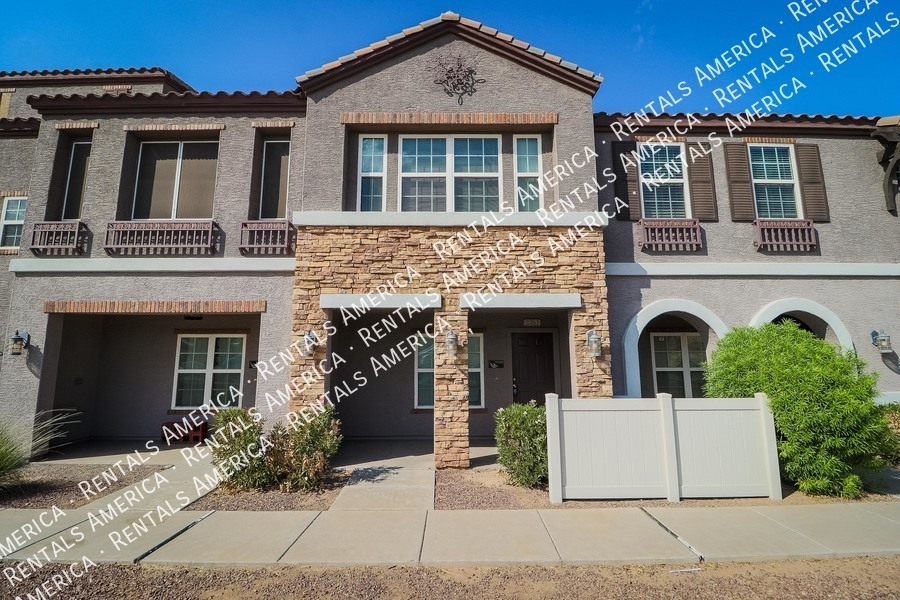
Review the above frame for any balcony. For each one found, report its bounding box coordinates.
[239,219,294,255]
[754,219,817,252]
[639,218,703,251]
[104,220,216,254]
[30,221,87,254]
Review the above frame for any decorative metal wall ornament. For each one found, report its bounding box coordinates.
[433,53,486,105]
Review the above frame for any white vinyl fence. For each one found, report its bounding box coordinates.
[545,393,782,503]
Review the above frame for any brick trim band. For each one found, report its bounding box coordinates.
[43,300,267,314]
[123,123,226,132]
[102,84,132,91]
[0,189,27,198]
[0,88,16,93]
[251,120,296,128]
[340,112,559,125]
[55,121,100,130]
[634,135,687,143]
[742,136,796,144]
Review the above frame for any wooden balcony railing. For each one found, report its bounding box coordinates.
[639,218,703,251]
[753,219,817,252]
[31,221,86,254]
[239,219,293,254]
[104,220,215,254]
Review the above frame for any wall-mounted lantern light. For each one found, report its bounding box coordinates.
[446,330,458,352]
[9,330,30,356]
[872,330,893,354]
[300,330,319,358]
[586,330,603,358]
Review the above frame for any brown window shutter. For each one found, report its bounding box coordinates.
[795,143,830,222]
[612,141,640,221]
[686,142,717,221]
[724,143,756,221]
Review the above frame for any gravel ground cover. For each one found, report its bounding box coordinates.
[0,463,166,509]
[17,556,900,599]
[435,469,899,510]
[186,470,351,511]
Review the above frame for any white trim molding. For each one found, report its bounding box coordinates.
[293,211,605,227]
[623,299,729,398]
[461,292,581,310]
[749,298,854,349]
[320,293,441,310]
[606,262,900,277]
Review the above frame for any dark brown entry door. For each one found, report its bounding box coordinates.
[511,332,556,405]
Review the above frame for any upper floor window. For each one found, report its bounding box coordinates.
[358,136,385,212]
[399,136,500,212]
[749,144,800,219]
[514,136,542,211]
[62,141,91,220]
[133,141,218,220]
[0,196,26,248]
[639,143,689,219]
[259,139,290,219]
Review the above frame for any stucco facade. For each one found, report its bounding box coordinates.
[0,12,897,468]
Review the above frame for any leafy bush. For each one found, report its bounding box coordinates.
[210,408,278,490]
[880,404,900,465]
[211,406,342,492]
[704,322,892,498]
[494,401,547,487]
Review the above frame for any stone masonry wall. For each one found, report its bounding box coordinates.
[290,223,612,468]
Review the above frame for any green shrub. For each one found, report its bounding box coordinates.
[704,322,892,498]
[880,404,900,465]
[211,406,342,492]
[494,401,547,487]
[210,408,278,490]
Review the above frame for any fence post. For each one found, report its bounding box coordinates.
[657,393,680,502]
[756,392,783,500]
[545,393,563,504]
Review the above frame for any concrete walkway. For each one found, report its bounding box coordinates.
[6,502,899,567]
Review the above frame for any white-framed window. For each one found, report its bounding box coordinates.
[748,144,802,219]
[398,135,502,212]
[638,143,690,219]
[413,334,485,409]
[0,196,27,248]
[259,139,290,219]
[414,336,435,409]
[514,135,542,211]
[650,333,705,398]
[172,334,245,409]
[132,141,219,220]
[467,333,485,408]
[358,135,386,212]
[62,141,92,220]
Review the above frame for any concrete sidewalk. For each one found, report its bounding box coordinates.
[3,502,900,567]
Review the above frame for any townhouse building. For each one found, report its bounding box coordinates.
[0,13,897,468]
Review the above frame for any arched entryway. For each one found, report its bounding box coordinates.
[750,298,854,349]
[622,299,729,398]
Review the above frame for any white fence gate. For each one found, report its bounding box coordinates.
[545,393,782,503]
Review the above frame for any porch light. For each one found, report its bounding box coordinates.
[586,330,602,358]
[872,330,893,354]
[301,330,319,358]
[446,330,458,352]
[9,330,30,356]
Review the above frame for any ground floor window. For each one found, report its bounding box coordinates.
[172,334,245,409]
[414,334,484,409]
[650,333,705,398]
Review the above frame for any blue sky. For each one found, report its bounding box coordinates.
[1,0,895,116]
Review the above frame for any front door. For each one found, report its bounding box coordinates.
[511,332,555,405]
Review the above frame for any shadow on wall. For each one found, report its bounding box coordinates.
[26,343,43,378]
[882,351,900,375]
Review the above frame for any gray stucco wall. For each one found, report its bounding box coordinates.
[4,83,169,120]
[607,276,900,397]
[597,133,900,264]
[0,272,294,445]
[303,33,597,212]
[22,113,307,259]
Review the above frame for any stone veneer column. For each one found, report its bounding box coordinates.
[289,228,330,409]
[433,297,469,468]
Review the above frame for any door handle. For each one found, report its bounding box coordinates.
[512,377,518,397]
